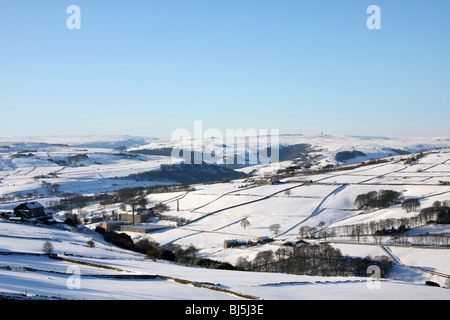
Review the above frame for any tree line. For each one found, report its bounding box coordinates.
[324,199,450,245]
[44,184,195,212]
[93,224,392,278]
[93,226,236,270]
[235,243,392,278]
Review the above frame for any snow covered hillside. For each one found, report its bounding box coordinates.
[1,134,448,198]
[0,221,449,300]
[0,134,449,300]
[130,134,450,166]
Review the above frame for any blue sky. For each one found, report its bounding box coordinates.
[0,0,449,138]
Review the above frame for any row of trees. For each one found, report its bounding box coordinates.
[5,182,195,213]
[354,189,430,214]
[0,181,61,200]
[100,233,393,278]
[235,243,392,277]
[44,184,195,213]
[146,241,235,269]
[323,200,450,245]
[0,194,37,203]
[93,227,236,270]
[239,219,282,236]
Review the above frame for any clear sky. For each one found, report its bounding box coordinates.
[0,0,449,138]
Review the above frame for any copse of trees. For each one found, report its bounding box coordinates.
[134,238,159,254]
[402,198,421,213]
[299,226,317,238]
[422,200,450,224]
[95,226,135,251]
[335,150,366,162]
[115,187,146,205]
[354,190,402,210]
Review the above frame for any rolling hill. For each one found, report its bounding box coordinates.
[0,134,449,300]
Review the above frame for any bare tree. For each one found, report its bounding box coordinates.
[235,256,252,271]
[87,239,95,248]
[42,241,54,256]
[351,225,364,243]
[270,224,281,236]
[252,251,274,272]
[240,218,251,229]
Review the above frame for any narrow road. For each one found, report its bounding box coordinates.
[380,245,450,280]
[380,245,403,265]
[277,184,349,238]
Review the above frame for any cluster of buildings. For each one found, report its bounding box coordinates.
[252,178,281,185]
[224,236,272,248]
[1,201,166,235]
[223,237,310,249]
[98,207,167,234]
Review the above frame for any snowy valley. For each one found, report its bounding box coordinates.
[0,134,449,300]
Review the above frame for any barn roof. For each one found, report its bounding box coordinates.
[14,202,44,210]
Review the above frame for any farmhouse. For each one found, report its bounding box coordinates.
[224,239,247,248]
[101,220,129,231]
[253,179,280,185]
[13,202,46,219]
[257,236,273,244]
[254,179,273,185]
[84,215,103,224]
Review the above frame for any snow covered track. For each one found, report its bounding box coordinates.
[380,245,450,280]
[380,246,403,265]
[278,184,349,237]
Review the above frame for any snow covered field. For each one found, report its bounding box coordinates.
[0,222,449,300]
[0,135,449,300]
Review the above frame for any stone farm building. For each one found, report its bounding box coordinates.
[13,202,46,219]
[101,220,129,231]
[118,206,154,225]
[120,224,166,234]
[101,220,165,234]
[224,239,247,248]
